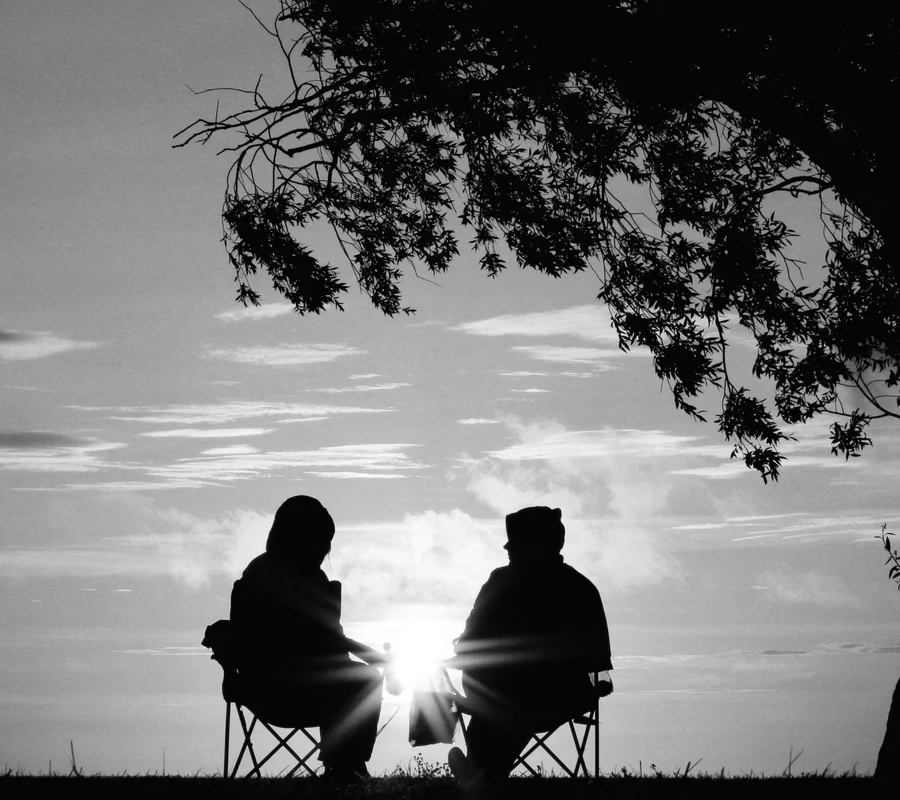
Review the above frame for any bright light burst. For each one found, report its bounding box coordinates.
[380,607,461,697]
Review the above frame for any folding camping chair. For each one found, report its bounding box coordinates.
[202,580,344,778]
[440,667,609,778]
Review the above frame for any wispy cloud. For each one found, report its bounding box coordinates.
[145,443,426,484]
[512,345,640,366]
[206,343,363,366]
[455,305,619,343]
[458,419,499,425]
[201,445,258,456]
[0,506,271,587]
[501,370,603,379]
[0,506,496,600]
[0,330,98,361]
[0,432,87,449]
[485,426,723,462]
[90,401,390,425]
[671,455,863,480]
[215,303,294,322]
[314,383,410,394]
[138,428,273,439]
[755,569,862,607]
[0,432,125,473]
[305,471,407,479]
[510,388,551,394]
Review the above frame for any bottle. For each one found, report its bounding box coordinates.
[383,642,404,696]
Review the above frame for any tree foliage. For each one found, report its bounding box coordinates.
[880,525,900,592]
[176,0,900,481]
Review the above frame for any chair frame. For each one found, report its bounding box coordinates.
[223,695,323,778]
[441,667,602,778]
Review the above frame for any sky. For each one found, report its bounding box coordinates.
[2,0,899,779]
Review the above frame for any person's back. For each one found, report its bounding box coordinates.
[231,550,348,683]
[456,556,610,728]
[449,506,613,782]
[227,495,384,784]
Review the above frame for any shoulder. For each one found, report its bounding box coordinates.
[239,553,271,581]
[481,565,513,587]
[560,563,601,595]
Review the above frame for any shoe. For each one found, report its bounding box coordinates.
[448,747,471,782]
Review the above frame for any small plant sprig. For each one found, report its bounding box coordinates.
[878,524,900,590]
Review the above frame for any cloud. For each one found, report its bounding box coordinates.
[206,343,363,366]
[94,401,391,425]
[455,306,654,368]
[755,569,862,607]
[0,505,271,588]
[462,417,685,589]
[455,305,620,343]
[0,432,88,449]
[0,505,494,600]
[818,642,900,655]
[0,549,167,580]
[510,388,551,394]
[201,445,258,456]
[215,303,294,322]
[0,432,125,473]
[314,383,410,394]
[671,455,861,480]
[511,345,639,366]
[138,428,273,439]
[458,419,500,425]
[145,443,426,484]
[485,426,723,462]
[0,330,98,361]
[333,511,504,606]
[305,471,407,479]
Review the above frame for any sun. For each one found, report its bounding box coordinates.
[381,608,460,698]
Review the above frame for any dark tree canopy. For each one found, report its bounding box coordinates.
[176,0,900,481]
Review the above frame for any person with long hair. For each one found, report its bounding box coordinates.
[229,495,387,784]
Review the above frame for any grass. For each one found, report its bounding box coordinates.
[0,753,876,800]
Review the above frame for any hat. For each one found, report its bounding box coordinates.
[504,506,565,553]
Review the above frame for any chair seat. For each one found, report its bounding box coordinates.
[439,666,605,778]
[223,669,326,731]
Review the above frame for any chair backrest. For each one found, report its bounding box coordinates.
[203,577,347,725]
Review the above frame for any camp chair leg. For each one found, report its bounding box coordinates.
[284,728,322,777]
[514,729,576,777]
[224,701,231,777]
[440,665,601,779]
[232,705,262,777]
[226,703,323,778]
[251,721,312,777]
[569,719,588,777]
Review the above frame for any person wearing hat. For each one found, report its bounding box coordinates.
[448,506,613,784]
[229,495,388,783]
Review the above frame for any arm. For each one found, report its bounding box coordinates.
[345,637,389,666]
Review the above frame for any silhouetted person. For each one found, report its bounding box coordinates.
[447,506,613,784]
[229,495,386,783]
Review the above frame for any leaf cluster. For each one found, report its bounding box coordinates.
[878,525,900,591]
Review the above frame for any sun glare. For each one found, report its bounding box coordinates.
[383,609,459,697]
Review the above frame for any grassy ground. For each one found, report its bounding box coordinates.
[0,773,877,800]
